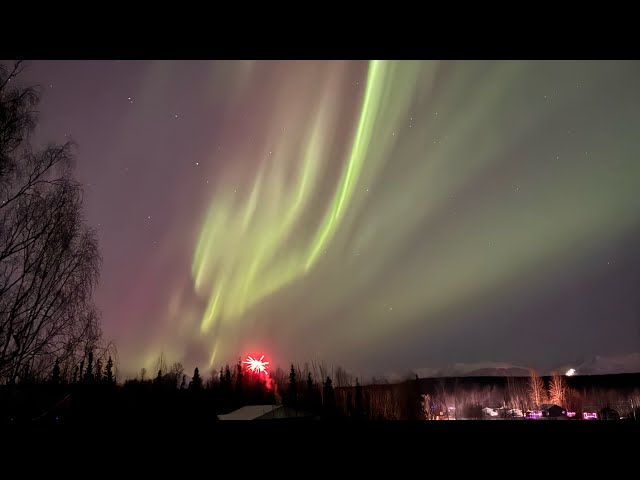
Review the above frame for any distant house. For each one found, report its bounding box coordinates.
[218,405,315,421]
[482,407,499,417]
[538,404,567,418]
[501,407,523,418]
[582,404,606,420]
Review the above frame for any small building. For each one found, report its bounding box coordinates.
[538,404,567,418]
[500,407,523,418]
[218,405,280,420]
[218,405,315,421]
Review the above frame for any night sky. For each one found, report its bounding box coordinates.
[18,60,640,378]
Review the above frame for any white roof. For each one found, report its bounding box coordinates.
[218,405,280,420]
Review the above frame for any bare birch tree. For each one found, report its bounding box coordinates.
[0,61,102,384]
[548,373,567,406]
[528,369,547,407]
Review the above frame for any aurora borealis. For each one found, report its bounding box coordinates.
[23,60,640,378]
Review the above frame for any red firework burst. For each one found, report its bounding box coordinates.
[243,355,269,375]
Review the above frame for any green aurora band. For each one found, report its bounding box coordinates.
[153,59,640,371]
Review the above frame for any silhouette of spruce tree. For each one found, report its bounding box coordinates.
[104,356,114,384]
[288,364,297,408]
[323,376,336,417]
[50,359,61,386]
[84,351,94,384]
[306,372,315,411]
[189,367,202,390]
[235,359,244,403]
[94,359,102,383]
[180,374,186,389]
[224,365,232,390]
[221,365,232,404]
[72,366,78,384]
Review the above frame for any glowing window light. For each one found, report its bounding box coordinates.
[567,411,576,417]
[566,368,576,376]
[583,412,598,420]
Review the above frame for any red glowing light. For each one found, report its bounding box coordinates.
[243,355,269,375]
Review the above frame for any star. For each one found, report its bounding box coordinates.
[20,58,636,387]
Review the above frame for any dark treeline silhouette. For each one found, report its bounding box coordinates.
[2,351,640,423]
